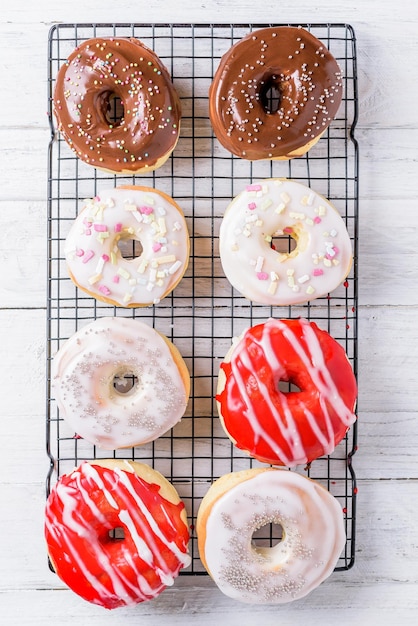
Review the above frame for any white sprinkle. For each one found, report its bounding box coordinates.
[255,256,264,272]
[168,260,182,275]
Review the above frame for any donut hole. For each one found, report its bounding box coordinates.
[113,371,139,395]
[259,76,282,114]
[117,236,143,260]
[251,522,284,556]
[103,91,125,127]
[278,380,302,394]
[108,526,125,541]
[271,232,297,255]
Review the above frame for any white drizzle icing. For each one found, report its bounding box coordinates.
[45,462,191,608]
[51,316,189,449]
[219,178,352,305]
[201,469,345,604]
[64,187,189,307]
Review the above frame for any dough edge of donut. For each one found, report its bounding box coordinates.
[80,133,181,175]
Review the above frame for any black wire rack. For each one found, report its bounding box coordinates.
[46,23,359,575]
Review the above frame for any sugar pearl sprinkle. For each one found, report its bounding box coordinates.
[219,178,352,306]
[210,27,343,159]
[51,317,189,450]
[201,469,346,604]
[53,38,181,173]
[64,187,189,307]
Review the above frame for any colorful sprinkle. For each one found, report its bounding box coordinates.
[257,272,269,280]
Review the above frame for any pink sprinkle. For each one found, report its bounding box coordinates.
[114,223,122,233]
[333,246,340,255]
[152,242,162,252]
[82,250,94,264]
[326,248,338,260]
[256,272,269,280]
[76,249,84,257]
[98,285,111,296]
[283,227,293,234]
[93,195,101,202]
[313,268,324,276]
[102,254,110,262]
[85,229,91,236]
[113,275,120,283]
[94,223,108,232]
[246,184,262,192]
[314,216,322,224]
[248,202,257,210]
[139,206,154,215]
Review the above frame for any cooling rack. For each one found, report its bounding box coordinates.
[46,23,359,575]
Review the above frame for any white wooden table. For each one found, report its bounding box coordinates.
[1,1,417,623]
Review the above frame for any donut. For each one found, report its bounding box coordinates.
[197,467,345,604]
[45,459,191,609]
[64,186,189,307]
[53,37,181,174]
[216,318,357,467]
[209,26,343,160]
[51,316,190,449]
[219,178,352,306]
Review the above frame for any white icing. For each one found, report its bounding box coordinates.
[219,178,352,305]
[51,317,189,449]
[201,469,346,604]
[64,187,189,307]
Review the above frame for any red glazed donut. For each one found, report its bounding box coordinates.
[44,460,191,609]
[216,318,357,467]
[53,37,181,174]
[209,26,343,160]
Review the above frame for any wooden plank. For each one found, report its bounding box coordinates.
[2,583,418,625]
[0,201,46,309]
[1,479,417,621]
[1,0,418,620]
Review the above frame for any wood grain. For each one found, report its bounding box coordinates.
[1,0,417,622]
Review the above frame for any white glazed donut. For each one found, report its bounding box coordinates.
[219,178,352,305]
[64,186,189,307]
[197,467,345,604]
[51,317,190,449]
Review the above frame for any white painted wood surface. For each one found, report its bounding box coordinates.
[1,0,418,623]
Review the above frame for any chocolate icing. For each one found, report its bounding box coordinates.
[209,27,343,160]
[53,38,181,173]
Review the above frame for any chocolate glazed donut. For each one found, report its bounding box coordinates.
[53,37,181,174]
[209,27,343,160]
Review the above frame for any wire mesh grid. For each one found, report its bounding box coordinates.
[46,23,359,575]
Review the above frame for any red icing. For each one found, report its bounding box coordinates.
[45,462,190,609]
[217,318,357,466]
